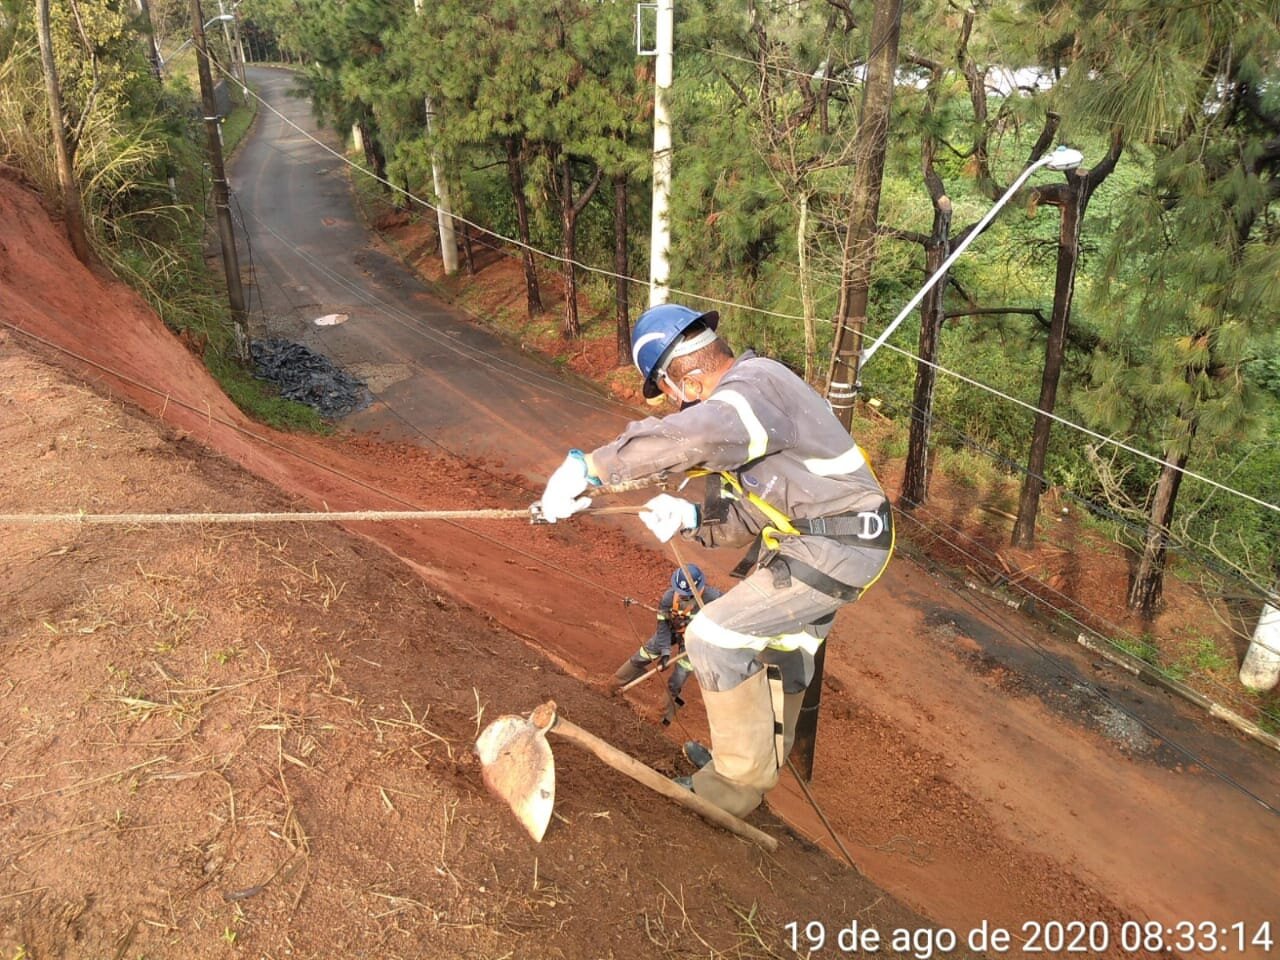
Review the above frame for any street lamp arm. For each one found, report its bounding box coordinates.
[858,145,1083,368]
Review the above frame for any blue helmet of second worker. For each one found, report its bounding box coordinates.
[671,563,705,598]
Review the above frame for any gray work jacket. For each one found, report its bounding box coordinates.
[590,352,888,587]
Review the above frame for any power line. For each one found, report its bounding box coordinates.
[866,377,1276,602]
[873,337,1280,518]
[0,320,660,619]
[897,496,1280,725]
[11,250,1276,814]
[219,60,1280,521]
[219,61,809,325]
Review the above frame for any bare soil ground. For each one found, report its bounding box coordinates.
[1,346,941,959]
[3,170,1278,959]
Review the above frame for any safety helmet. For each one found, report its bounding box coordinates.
[670,564,705,597]
[631,303,720,398]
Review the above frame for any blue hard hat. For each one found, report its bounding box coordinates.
[671,564,705,597]
[631,303,720,398]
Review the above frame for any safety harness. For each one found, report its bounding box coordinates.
[695,469,894,602]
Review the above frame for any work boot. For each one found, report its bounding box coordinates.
[683,740,712,769]
[690,670,780,817]
[613,658,647,685]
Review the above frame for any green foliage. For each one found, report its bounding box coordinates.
[0,1,321,432]
[208,353,330,433]
[1114,633,1162,668]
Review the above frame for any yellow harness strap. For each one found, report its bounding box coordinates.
[689,469,798,551]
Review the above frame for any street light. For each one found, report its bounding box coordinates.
[858,145,1086,369]
[158,14,234,71]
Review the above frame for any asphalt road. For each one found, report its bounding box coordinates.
[228,66,632,476]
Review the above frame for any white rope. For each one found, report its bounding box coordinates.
[0,508,533,525]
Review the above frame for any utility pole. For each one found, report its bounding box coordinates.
[230,4,247,83]
[135,0,163,80]
[217,0,246,87]
[644,0,673,307]
[824,0,902,430]
[413,0,458,275]
[425,96,459,275]
[191,0,248,359]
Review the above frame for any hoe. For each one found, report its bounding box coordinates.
[475,700,777,851]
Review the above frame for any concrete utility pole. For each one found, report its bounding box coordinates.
[217,0,247,85]
[645,0,673,307]
[425,97,459,275]
[135,0,164,80]
[191,0,248,358]
[1240,596,1280,692]
[413,0,458,275]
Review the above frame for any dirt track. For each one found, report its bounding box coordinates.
[2,139,1278,958]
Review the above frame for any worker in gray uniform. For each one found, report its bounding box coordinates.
[538,302,894,817]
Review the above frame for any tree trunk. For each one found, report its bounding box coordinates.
[900,203,952,509]
[36,0,93,265]
[1128,446,1192,618]
[613,172,630,365]
[561,157,580,338]
[559,157,603,339]
[356,115,387,188]
[824,0,902,429]
[506,137,542,318]
[460,219,476,276]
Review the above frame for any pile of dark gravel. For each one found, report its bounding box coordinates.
[249,338,370,418]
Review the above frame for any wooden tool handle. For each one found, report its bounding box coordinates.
[544,713,778,852]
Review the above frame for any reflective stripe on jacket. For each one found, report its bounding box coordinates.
[590,352,888,589]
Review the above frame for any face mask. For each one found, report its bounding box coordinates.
[661,368,704,408]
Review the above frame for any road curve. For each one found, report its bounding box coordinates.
[228,66,631,477]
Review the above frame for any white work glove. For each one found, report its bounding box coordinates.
[539,451,594,522]
[639,494,700,543]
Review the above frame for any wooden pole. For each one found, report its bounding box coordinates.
[191,0,248,359]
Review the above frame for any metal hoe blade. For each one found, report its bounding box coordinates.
[474,714,555,842]
[475,701,779,851]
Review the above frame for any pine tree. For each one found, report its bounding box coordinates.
[1067,0,1280,616]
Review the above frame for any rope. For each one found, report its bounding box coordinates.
[0,505,644,526]
[0,508,532,525]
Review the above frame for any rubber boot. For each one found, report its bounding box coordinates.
[613,653,650,685]
[689,669,782,817]
[781,692,805,762]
